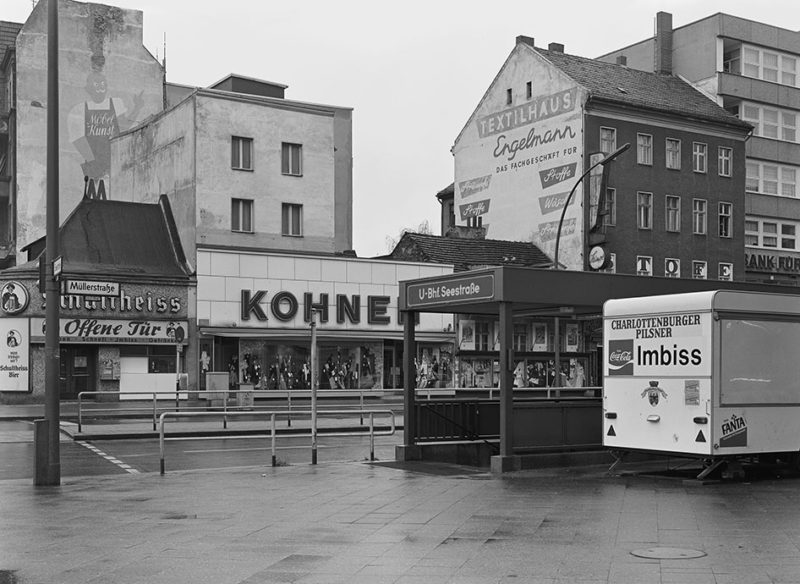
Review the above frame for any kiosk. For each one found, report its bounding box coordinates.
[604,290,800,477]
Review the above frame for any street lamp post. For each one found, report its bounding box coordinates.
[552,143,630,271]
[550,142,628,391]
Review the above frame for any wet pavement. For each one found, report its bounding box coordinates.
[2,453,800,583]
[3,403,800,583]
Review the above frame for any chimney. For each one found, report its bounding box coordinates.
[516,35,535,48]
[548,42,564,53]
[616,55,627,66]
[654,11,673,74]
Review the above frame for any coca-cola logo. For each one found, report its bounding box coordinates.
[608,339,634,376]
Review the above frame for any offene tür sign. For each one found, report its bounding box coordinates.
[406,274,495,309]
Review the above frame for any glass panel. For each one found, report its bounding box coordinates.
[721,319,800,405]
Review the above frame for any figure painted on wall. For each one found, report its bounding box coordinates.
[1,283,22,314]
[68,56,144,199]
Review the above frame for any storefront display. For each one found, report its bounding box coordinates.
[455,316,595,389]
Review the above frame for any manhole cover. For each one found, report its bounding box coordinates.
[631,547,706,559]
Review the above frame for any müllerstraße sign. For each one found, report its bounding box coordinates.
[62,279,120,297]
[406,274,495,309]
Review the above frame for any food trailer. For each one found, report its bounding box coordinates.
[603,290,800,477]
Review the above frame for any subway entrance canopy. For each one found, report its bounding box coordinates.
[397,266,800,472]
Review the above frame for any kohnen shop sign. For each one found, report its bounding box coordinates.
[406,274,495,308]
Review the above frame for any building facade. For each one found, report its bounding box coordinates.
[111,76,354,263]
[452,36,751,278]
[0,197,194,400]
[196,249,454,391]
[598,12,800,285]
[11,0,164,261]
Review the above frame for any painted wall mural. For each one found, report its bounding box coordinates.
[453,49,586,269]
[15,0,164,257]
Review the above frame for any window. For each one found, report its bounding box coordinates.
[718,147,732,177]
[231,136,253,170]
[281,143,303,176]
[281,203,303,236]
[513,324,528,352]
[600,127,616,155]
[147,345,177,374]
[746,161,798,197]
[718,263,733,281]
[665,258,680,278]
[693,199,707,235]
[231,198,253,232]
[506,88,513,105]
[740,44,799,88]
[475,321,490,351]
[665,195,681,232]
[740,102,799,143]
[719,202,732,238]
[693,261,707,279]
[636,256,653,276]
[526,81,532,99]
[637,192,652,230]
[603,188,616,226]
[666,138,681,169]
[692,142,707,173]
[748,220,799,250]
[637,134,653,165]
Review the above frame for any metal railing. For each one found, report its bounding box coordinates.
[157,409,395,474]
[76,388,399,432]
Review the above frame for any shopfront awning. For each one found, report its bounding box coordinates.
[199,326,455,344]
[398,265,798,317]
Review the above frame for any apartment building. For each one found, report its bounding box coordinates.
[451,35,751,279]
[598,12,800,285]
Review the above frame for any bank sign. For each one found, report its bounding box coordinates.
[405,274,495,309]
[604,312,712,377]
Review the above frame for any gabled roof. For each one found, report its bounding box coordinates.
[58,197,192,278]
[384,232,552,272]
[535,47,751,131]
[13,196,193,281]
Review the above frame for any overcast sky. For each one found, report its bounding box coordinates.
[5,0,798,257]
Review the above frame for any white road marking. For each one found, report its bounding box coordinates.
[76,441,140,474]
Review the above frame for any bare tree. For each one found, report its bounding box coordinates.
[384,219,433,252]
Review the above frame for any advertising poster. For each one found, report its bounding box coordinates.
[452,48,585,269]
[565,323,579,352]
[532,323,548,351]
[459,319,475,351]
[0,318,30,392]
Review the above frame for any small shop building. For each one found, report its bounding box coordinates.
[196,248,454,392]
[0,196,194,400]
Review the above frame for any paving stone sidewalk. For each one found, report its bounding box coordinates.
[2,458,800,584]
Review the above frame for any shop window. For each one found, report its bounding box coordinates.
[147,346,177,374]
[475,321,490,351]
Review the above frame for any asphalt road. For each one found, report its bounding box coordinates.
[0,419,403,480]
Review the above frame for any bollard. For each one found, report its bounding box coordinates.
[369,412,375,461]
[270,413,277,467]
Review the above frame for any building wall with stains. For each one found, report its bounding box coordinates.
[14,0,163,258]
[452,44,586,270]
